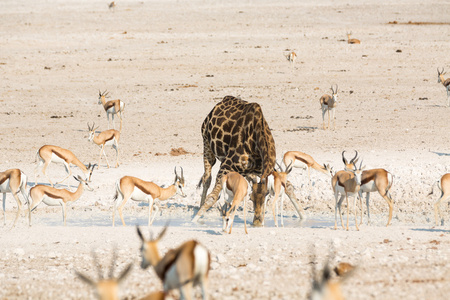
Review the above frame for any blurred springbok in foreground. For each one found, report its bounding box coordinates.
[75,249,133,300]
[137,226,211,300]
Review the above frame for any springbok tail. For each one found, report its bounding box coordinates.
[385,172,394,197]
[197,177,203,190]
[34,149,40,163]
[428,180,439,197]
[113,180,122,202]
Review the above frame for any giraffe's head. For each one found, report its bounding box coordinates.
[249,177,268,227]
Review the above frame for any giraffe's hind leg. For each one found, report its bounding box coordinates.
[198,139,216,207]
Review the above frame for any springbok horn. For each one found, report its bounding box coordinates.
[174,166,178,182]
[91,249,103,280]
[108,247,117,279]
[286,161,293,174]
[342,150,348,165]
[351,150,359,164]
[276,161,283,172]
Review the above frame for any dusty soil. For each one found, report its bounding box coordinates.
[1,0,450,299]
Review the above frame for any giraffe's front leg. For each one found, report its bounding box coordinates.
[193,167,228,222]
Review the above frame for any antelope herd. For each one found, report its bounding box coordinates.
[1,70,450,299]
[2,87,450,231]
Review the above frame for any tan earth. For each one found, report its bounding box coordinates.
[1,0,450,299]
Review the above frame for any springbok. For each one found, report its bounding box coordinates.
[283,151,333,188]
[0,169,30,227]
[309,257,353,300]
[29,175,94,226]
[332,155,365,231]
[320,85,338,130]
[108,1,116,11]
[98,90,125,132]
[429,173,450,226]
[285,51,297,69]
[218,172,249,234]
[341,151,394,227]
[346,32,360,44]
[137,226,211,300]
[75,249,133,300]
[262,162,294,227]
[34,145,95,188]
[112,167,186,227]
[437,67,450,106]
[88,122,120,168]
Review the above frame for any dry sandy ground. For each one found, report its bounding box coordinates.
[1,0,450,299]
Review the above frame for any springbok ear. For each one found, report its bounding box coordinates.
[321,262,332,284]
[285,161,293,174]
[156,225,168,241]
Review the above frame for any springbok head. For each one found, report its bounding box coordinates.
[98,90,110,103]
[309,259,345,300]
[323,163,334,177]
[330,84,338,101]
[75,249,133,300]
[173,166,186,197]
[83,163,97,182]
[344,159,365,186]
[437,67,446,83]
[73,175,94,192]
[87,122,100,142]
[136,226,168,269]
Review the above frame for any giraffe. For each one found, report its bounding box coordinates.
[193,96,303,226]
